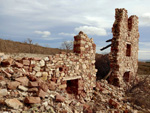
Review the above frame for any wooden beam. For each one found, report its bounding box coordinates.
[104,69,112,80]
[106,39,112,42]
[100,44,111,51]
[63,76,81,81]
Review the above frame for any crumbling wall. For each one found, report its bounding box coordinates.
[1,31,97,101]
[109,8,139,86]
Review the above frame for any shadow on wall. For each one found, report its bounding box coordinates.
[95,54,110,80]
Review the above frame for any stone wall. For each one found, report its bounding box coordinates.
[109,8,139,86]
[1,31,97,101]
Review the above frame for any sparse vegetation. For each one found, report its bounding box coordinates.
[0,38,62,55]
[60,41,73,52]
[138,62,150,75]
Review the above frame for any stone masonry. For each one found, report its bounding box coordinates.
[0,31,97,101]
[109,8,139,86]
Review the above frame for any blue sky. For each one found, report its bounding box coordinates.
[0,0,150,60]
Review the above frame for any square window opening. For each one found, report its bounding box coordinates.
[126,44,131,56]
[66,79,78,95]
[123,71,130,82]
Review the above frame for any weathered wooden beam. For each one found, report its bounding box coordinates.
[106,39,112,42]
[104,69,112,80]
[100,44,111,51]
[63,76,81,81]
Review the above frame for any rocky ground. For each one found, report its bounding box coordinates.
[0,53,150,113]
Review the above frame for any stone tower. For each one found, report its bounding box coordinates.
[109,8,139,86]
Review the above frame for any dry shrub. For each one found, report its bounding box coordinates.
[95,54,110,80]
[126,75,150,109]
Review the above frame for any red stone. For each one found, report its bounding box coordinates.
[24,97,41,104]
[29,81,38,87]
[83,104,93,113]
[15,62,23,68]
[28,88,38,92]
[23,60,30,66]
[51,77,57,83]
[23,66,29,72]
[48,81,57,90]
[7,81,20,90]
[1,58,13,66]
[2,70,12,78]
[96,82,104,91]
[55,94,65,102]
[15,76,29,86]
[38,82,48,92]
[33,57,41,61]
[27,74,37,81]
[37,89,47,98]
[0,76,4,80]
[109,99,119,109]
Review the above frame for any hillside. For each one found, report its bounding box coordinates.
[138,61,150,75]
[0,38,62,55]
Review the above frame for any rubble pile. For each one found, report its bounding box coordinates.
[1,67,149,113]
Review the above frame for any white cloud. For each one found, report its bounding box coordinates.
[139,42,150,47]
[34,31,51,38]
[140,13,150,26]
[138,50,150,60]
[75,26,107,36]
[58,32,76,37]
[139,50,150,53]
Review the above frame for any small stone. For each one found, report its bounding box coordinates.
[41,72,48,81]
[44,57,49,61]
[24,97,41,104]
[0,89,7,97]
[28,88,38,92]
[82,64,87,69]
[15,62,23,68]
[23,60,30,66]
[0,76,4,80]
[83,104,93,113]
[29,81,38,87]
[15,76,29,86]
[35,72,42,77]
[5,98,23,109]
[2,70,12,78]
[34,66,41,72]
[109,99,119,109]
[0,81,6,87]
[33,57,41,61]
[30,60,36,66]
[55,94,65,102]
[27,74,37,81]
[102,90,109,94]
[42,101,48,107]
[18,85,28,91]
[1,58,13,66]
[39,82,48,92]
[58,84,67,89]
[7,81,20,90]
[37,89,47,98]
[39,60,45,67]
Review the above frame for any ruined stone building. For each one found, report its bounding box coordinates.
[109,8,139,86]
[0,31,97,101]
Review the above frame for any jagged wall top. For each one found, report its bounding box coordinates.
[112,8,139,37]
[73,31,96,59]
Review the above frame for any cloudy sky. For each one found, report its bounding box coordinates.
[0,0,150,60]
